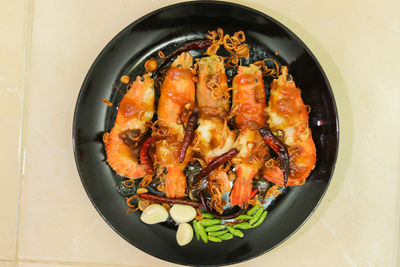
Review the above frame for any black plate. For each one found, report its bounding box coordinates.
[73,1,339,266]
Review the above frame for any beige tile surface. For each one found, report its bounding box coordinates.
[17,0,183,266]
[18,261,155,267]
[8,0,400,266]
[0,0,27,260]
[234,0,400,266]
[0,262,16,267]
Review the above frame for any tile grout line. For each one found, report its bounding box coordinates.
[10,2,170,266]
[15,0,31,262]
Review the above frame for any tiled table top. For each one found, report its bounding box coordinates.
[1,0,399,266]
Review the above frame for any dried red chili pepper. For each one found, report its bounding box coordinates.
[259,126,290,186]
[191,148,239,187]
[153,39,212,75]
[138,193,203,208]
[249,188,258,199]
[179,112,198,163]
[140,136,163,174]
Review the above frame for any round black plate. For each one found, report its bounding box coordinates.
[73,1,339,266]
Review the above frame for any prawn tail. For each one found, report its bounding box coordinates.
[230,165,256,207]
[164,166,187,198]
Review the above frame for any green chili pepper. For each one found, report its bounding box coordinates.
[251,211,268,228]
[247,205,260,216]
[193,220,200,240]
[249,207,264,225]
[233,222,251,230]
[218,233,234,240]
[199,218,221,226]
[235,214,252,220]
[205,224,225,232]
[196,220,208,243]
[227,225,244,238]
[208,235,222,242]
[208,230,229,236]
[202,213,214,219]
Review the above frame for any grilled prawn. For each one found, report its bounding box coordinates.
[195,56,236,197]
[230,65,269,207]
[105,74,155,178]
[263,66,316,186]
[155,52,196,198]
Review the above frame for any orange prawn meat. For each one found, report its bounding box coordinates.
[105,74,155,179]
[155,52,196,198]
[196,55,236,195]
[230,65,268,207]
[263,66,316,186]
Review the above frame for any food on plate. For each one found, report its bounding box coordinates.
[195,55,236,213]
[103,28,316,245]
[176,222,194,246]
[262,66,316,186]
[104,74,154,179]
[229,65,269,207]
[154,52,196,198]
[170,204,197,223]
[140,204,169,224]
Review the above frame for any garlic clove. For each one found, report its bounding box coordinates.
[169,204,197,223]
[176,222,193,246]
[140,204,169,224]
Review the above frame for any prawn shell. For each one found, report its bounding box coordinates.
[155,52,196,198]
[105,74,155,179]
[264,66,316,186]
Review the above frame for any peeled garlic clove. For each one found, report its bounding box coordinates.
[176,222,193,246]
[140,204,169,224]
[170,204,197,223]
